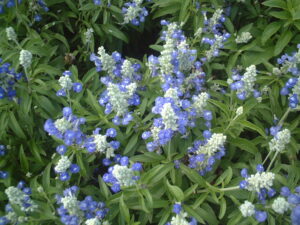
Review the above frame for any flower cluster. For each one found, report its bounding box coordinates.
[54,155,80,182]
[19,50,32,70]
[240,165,275,202]
[103,156,142,192]
[187,132,226,175]
[240,186,300,224]
[0,181,38,225]
[269,128,291,153]
[229,65,259,100]
[235,32,252,44]
[143,22,216,152]
[280,186,300,225]
[200,9,230,61]
[28,0,49,22]
[0,58,23,100]
[6,27,17,42]
[57,71,83,97]
[277,45,300,108]
[44,107,86,146]
[239,201,267,223]
[0,0,22,14]
[166,203,197,225]
[56,186,110,225]
[91,47,141,125]
[84,128,120,158]
[122,0,148,26]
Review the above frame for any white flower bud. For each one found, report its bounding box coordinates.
[192,92,209,115]
[239,201,255,217]
[112,165,136,187]
[272,197,290,214]
[54,156,71,173]
[196,133,226,156]
[6,27,17,42]
[236,106,243,116]
[161,103,178,131]
[58,76,73,90]
[19,50,32,69]
[269,129,291,153]
[235,32,252,44]
[245,171,275,192]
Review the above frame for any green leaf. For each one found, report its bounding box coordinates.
[124,134,139,155]
[229,137,258,154]
[142,164,173,184]
[98,176,111,199]
[218,198,227,219]
[180,164,206,187]
[120,194,130,223]
[274,30,293,55]
[261,21,282,45]
[102,24,129,43]
[184,205,205,224]
[269,11,290,19]
[263,0,287,9]
[42,163,52,192]
[29,141,44,164]
[9,112,26,139]
[166,179,184,201]
[240,120,267,138]
[19,145,29,172]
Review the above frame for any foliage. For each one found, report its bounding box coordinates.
[0,0,299,225]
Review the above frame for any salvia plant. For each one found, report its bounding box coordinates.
[0,0,299,225]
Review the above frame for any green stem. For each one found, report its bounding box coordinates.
[278,107,291,127]
[67,90,71,107]
[267,151,279,171]
[167,141,172,161]
[263,150,271,165]
[218,185,240,192]
[197,185,239,193]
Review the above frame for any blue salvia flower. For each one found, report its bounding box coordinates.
[0,0,22,14]
[198,9,230,62]
[57,71,83,97]
[165,203,197,225]
[1,181,38,224]
[276,186,300,225]
[122,0,148,26]
[277,45,300,108]
[103,156,141,192]
[239,165,275,203]
[91,47,142,124]
[93,0,101,5]
[54,155,80,182]
[44,107,86,146]
[144,22,215,152]
[84,128,120,158]
[188,132,226,175]
[28,0,49,22]
[0,58,23,100]
[56,186,109,225]
[229,65,258,100]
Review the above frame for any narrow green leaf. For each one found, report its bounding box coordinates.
[261,21,282,45]
[9,112,26,139]
[263,0,287,9]
[19,145,29,172]
[240,120,267,138]
[274,30,293,55]
[120,194,130,223]
[166,179,184,201]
